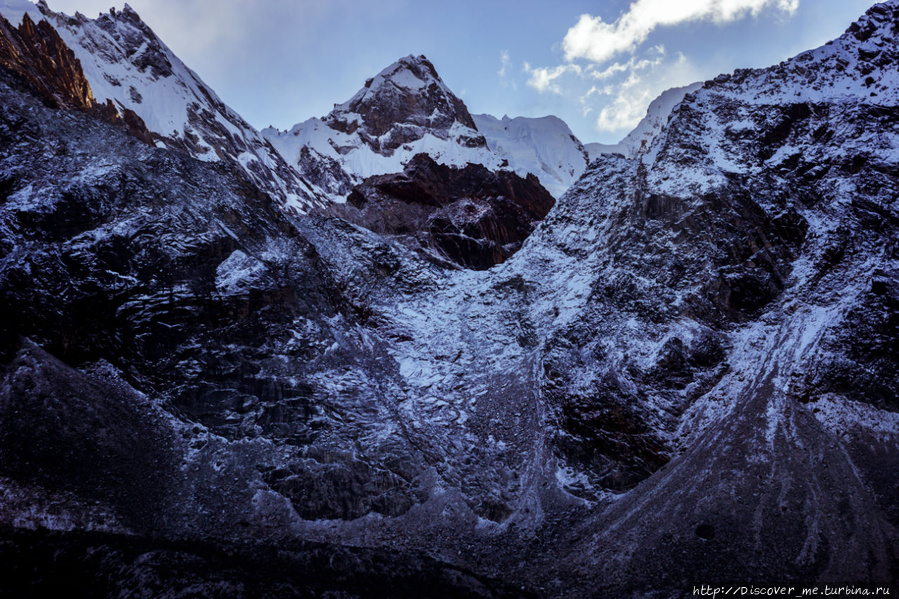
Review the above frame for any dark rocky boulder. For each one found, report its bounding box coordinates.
[336,153,555,269]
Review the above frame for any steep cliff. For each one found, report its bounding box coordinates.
[0,10,151,142]
[0,0,326,213]
[336,153,555,269]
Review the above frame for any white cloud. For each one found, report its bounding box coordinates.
[596,83,653,131]
[586,45,666,80]
[574,45,673,131]
[580,86,603,116]
[563,0,799,64]
[523,0,801,139]
[498,50,511,78]
[591,51,697,133]
[524,63,581,94]
[498,50,518,90]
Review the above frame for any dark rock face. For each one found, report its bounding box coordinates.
[336,153,555,269]
[296,144,358,198]
[0,58,440,543]
[0,12,153,143]
[98,4,175,80]
[0,341,178,531]
[0,65,339,443]
[0,526,530,599]
[809,271,899,411]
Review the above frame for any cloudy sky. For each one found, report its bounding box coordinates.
[45,0,875,143]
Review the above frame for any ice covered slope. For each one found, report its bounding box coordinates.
[586,81,702,160]
[641,0,899,193]
[0,0,324,213]
[263,55,503,201]
[474,1,899,588]
[472,113,589,198]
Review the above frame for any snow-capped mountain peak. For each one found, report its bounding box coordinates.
[327,54,479,141]
[705,0,899,106]
[0,0,325,213]
[263,54,502,201]
[263,54,602,201]
[322,53,486,155]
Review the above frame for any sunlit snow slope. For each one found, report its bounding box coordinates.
[472,114,589,198]
[0,0,324,213]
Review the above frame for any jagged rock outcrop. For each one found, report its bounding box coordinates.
[335,153,555,269]
[327,55,484,153]
[0,11,90,109]
[0,11,152,143]
[1,0,326,213]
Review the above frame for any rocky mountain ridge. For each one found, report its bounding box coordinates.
[0,0,327,213]
[0,9,152,143]
[0,1,896,597]
[263,54,602,201]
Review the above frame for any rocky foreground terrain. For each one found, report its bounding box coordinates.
[0,1,897,597]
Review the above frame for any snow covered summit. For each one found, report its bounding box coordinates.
[263,55,503,201]
[326,54,487,154]
[263,54,606,201]
[0,0,325,213]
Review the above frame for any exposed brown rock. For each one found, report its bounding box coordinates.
[0,12,153,144]
[118,105,154,144]
[0,12,93,110]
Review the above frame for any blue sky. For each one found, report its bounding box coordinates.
[47,0,875,143]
